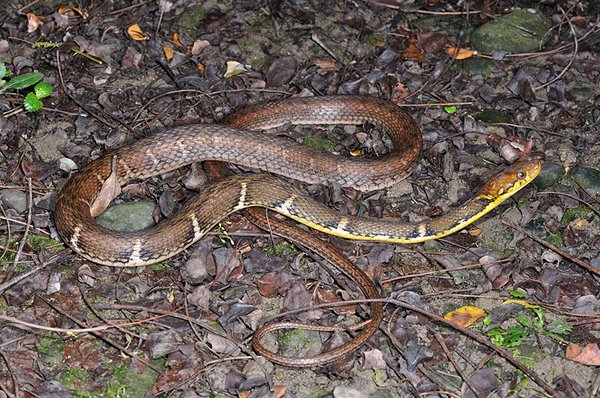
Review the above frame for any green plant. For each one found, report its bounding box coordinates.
[0,59,53,114]
[483,300,572,365]
[263,241,298,256]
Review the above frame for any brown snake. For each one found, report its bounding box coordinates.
[55,95,541,367]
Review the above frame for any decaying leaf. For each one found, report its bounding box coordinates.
[58,5,85,17]
[447,46,478,60]
[26,13,44,33]
[565,343,600,366]
[444,306,486,327]
[224,60,248,78]
[171,32,183,47]
[90,157,121,217]
[315,58,337,70]
[163,45,175,61]
[401,36,424,63]
[191,39,210,55]
[239,386,286,398]
[127,23,149,41]
[391,82,410,103]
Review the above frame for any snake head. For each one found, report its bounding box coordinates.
[477,159,542,203]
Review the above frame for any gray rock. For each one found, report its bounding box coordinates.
[96,200,155,231]
[471,9,553,53]
[0,188,28,213]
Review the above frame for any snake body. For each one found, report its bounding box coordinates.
[55,95,541,366]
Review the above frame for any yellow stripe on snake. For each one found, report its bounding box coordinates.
[55,95,541,366]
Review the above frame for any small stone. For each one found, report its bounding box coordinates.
[333,386,368,398]
[572,295,599,315]
[0,188,28,214]
[96,200,155,232]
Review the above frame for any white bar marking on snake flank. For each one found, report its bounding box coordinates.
[276,194,297,214]
[70,226,81,252]
[130,240,143,262]
[190,213,202,241]
[118,159,133,178]
[418,223,428,237]
[233,182,248,211]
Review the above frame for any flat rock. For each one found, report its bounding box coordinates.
[96,200,155,231]
[471,9,553,53]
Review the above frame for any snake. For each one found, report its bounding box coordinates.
[55,95,542,366]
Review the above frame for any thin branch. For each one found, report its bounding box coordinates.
[503,221,599,276]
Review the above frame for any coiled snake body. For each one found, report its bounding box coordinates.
[55,96,541,366]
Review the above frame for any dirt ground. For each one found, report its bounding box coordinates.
[0,1,599,397]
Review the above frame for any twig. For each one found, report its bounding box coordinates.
[534,7,578,91]
[311,33,341,63]
[40,298,162,374]
[503,221,600,276]
[239,296,558,396]
[383,258,511,283]
[538,191,600,219]
[387,298,558,397]
[0,215,51,236]
[0,202,11,263]
[55,49,127,132]
[0,256,58,295]
[10,178,32,270]
[434,332,483,398]
[0,349,18,398]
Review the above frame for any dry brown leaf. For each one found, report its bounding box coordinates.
[315,58,337,70]
[26,13,44,33]
[401,36,424,63]
[90,157,121,217]
[391,83,409,104]
[163,45,174,61]
[172,31,183,47]
[273,386,287,398]
[565,343,600,366]
[447,46,478,60]
[315,287,355,315]
[127,24,149,41]
[444,306,485,327]
[468,227,483,237]
[191,39,210,55]
[58,5,84,17]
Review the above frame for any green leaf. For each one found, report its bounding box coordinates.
[508,289,525,298]
[24,92,43,112]
[0,61,7,78]
[517,313,531,327]
[546,320,572,336]
[4,72,43,90]
[34,81,53,99]
[443,105,457,114]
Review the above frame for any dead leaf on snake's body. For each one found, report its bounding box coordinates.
[90,156,121,217]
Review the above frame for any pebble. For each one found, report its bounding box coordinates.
[0,188,28,214]
[96,200,155,232]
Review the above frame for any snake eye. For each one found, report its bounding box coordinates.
[517,171,526,179]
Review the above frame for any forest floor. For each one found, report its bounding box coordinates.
[0,1,599,397]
